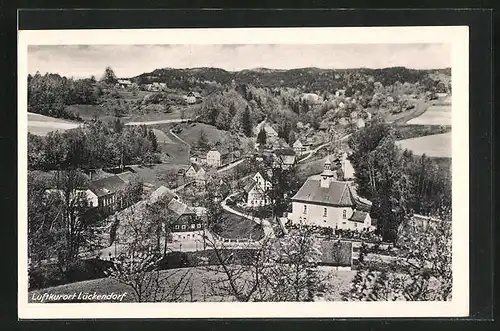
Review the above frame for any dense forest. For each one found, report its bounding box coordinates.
[28,120,160,171]
[348,121,452,241]
[132,66,451,95]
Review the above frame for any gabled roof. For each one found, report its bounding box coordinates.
[88,175,127,197]
[349,210,368,223]
[149,185,177,204]
[291,177,355,207]
[274,148,296,156]
[168,198,196,217]
[188,163,201,173]
[244,181,258,193]
[116,171,134,184]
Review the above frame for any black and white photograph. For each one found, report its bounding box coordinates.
[18,27,469,318]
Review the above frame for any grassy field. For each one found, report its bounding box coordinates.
[28,112,81,136]
[28,266,355,303]
[406,104,452,126]
[28,112,78,123]
[393,124,452,140]
[396,132,451,158]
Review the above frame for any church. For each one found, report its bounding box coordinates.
[287,156,375,231]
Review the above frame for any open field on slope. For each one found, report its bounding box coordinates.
[396,132,452,158]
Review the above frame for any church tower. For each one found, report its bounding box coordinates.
[320,155,337,188]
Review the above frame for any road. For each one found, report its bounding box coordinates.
[221,194,275,238]
[297,134,351,164]
[125,118,192,126]
[217,158,245,173]
[125,115,201,126]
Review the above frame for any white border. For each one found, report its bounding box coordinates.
[18,26,469,319]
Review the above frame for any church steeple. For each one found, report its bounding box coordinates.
[324,155,332,171]
[320,155,336,188]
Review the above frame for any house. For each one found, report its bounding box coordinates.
[273,149,296,169]
[116,79,132,88]
[287,156,374,231]
[245,172,272,207]
[272,138,290,150]
[185,164,207,186]
[87,175,129,215]
[44,188,98,208]
[253,121,278,139]
[183,95,196,104]
[206,150,222,167]
[293,139,311,155]
[300,93,323,104]
[148,186,203,242]
[355,118,366,128]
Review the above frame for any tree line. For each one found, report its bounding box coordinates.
[28,120,160,171]
[348,121,452,242]
[28,72,101,119]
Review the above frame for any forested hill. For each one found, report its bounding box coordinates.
[132,67,451,93]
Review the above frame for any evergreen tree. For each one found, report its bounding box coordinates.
[147,130,159,152]
[241,106,253,137]
[257,127,267,146]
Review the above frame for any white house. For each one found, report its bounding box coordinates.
[355,118,366,128]
[206,150,222,167]
[245,172,272,207]
[287,156,374,231]
[185,164,207,186]
[116,79,132,88]
[44,188,98,208]
[300,93,323,104]
[293,139,311,155]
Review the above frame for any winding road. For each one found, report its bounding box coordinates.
[297,133,352,164]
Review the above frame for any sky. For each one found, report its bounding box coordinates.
[28,43,451,79]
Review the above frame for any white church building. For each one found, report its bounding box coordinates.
[287,156,374,231]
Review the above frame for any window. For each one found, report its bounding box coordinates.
[191,224,195,229]
[197,223,201,229]
[323,208,328,217]
[175,225,179,230]
[182,225,186,230]
[354,223,357,228]
[303,205,307,214]
[342,210,347,219]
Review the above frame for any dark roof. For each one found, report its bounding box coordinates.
[168,199,196,217]
[274,148,295,156]
[116,171,134,184]
[88,176,127,197]
[244,181,258,193]
[349,210,368,223]
[291,177,355,207]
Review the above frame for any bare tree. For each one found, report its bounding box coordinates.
[343,209,452,301]
[201,224,328,302]
[106,202,194,302]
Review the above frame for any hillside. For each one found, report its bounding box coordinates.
[132,66,451,94]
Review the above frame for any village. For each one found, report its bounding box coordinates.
[26,55,453,302]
